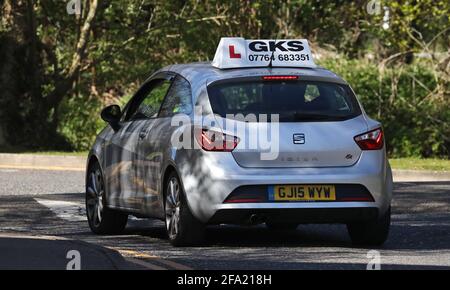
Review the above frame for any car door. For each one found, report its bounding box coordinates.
[103,113,145,210]
[135,75,193,218]
[126,73,174,215]
[104,76,172,211]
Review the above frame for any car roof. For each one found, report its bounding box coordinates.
[159,62,347,87]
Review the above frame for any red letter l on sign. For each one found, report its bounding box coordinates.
[229,45,241,59]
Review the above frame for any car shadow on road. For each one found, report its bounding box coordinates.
[123,182,450,250]
[126,221,450,251]
[6,181,448,252]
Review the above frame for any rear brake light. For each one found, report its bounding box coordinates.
[354,128,384,150]
[196,129,239,152]
[262,75,299,81]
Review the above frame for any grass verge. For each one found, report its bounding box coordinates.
[389,158,450,171]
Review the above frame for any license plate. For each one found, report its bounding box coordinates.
[268,185,336,202]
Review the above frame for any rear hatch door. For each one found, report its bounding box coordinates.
[207,76,368,168]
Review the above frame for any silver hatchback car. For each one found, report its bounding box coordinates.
[86,40,392,246]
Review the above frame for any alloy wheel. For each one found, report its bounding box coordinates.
[86,167,104,228]
[165,177,181,240]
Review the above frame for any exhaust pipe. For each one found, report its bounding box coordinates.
[247,214,263,225]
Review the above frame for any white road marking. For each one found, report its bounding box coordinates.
[34,198,86,222]
[1,226,30,232]
[34,197,142,222]
[0,169,19,173]
[32,198,192,270]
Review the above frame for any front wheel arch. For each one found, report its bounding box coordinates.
[86,155,106,202]
[86,155,100,182]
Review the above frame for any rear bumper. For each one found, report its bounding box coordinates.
[208,207,379,225]
[178,149,393,223]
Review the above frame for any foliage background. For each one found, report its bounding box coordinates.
[0,0,449,157]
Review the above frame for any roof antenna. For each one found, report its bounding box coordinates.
[268,49,275,69]
[268,33,280,69]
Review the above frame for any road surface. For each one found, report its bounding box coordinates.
[0,168,449,270]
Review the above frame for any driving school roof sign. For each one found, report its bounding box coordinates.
[212,37,316,69]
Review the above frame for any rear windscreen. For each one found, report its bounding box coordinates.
[207,80,362,122]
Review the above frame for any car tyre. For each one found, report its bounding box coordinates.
[164,172,205,246]
[86,161,128,235]
[347,206,391,246]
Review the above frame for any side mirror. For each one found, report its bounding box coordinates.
[101,105,121,130]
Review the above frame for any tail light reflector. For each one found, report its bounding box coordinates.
[354,128,384,150]
[224,196,266,203]
[196,129,239,152]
